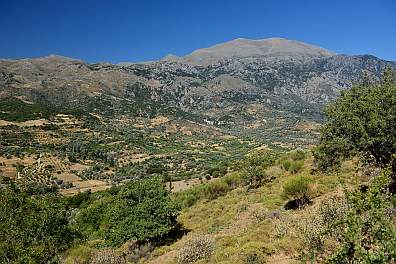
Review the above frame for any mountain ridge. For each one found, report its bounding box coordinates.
[1,38,395,139]
[176,37,336,65]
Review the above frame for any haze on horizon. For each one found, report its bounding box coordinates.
[0,0,395,63]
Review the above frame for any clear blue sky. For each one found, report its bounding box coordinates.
[0,0,395,63]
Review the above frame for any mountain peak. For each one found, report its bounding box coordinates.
[182,37,335,65]
[161,54,181,62]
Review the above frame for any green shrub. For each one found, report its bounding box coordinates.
[223,173,242,188]
[174,173,241,208]
[63,246,93,264]
[207,179,229,199]
[244,253,262,264]
[182,193,199,207]
[265,166,283,178]
[283,175,314,208]
[288,149,306,161]
[327,169,396,263]
[175,151,278,208]
[281,160,292,171]
[125,242,154,263]
[177,235,215,263]
[242,165,268,188]
[289,160,304,174]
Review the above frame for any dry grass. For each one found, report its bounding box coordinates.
[56,173,82,182]
[167,178,203,193]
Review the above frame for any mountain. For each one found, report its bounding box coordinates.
[172,37,335,65]
[1,38,395,142]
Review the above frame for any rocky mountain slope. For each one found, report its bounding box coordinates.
[168,37,335,65]
[0,38,395,130]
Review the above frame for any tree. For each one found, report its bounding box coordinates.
[243,165,267,188]
[314,68,396,176]
[242,150,278,188]
[0,186,78,263]
[75,177,181,247]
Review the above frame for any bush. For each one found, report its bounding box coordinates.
[89,248,124,264]
[206,179,229,199]
[243,165,268,188]
[180,193,198,207]
[125,242,154,263]
[288,149,306,161]
[289,160,304,174]
[177,235,215,263]
[265,166,283,178]
[174,173,240,208]
[327,169,396,263]
[281,159,292,171]
[293,210,327,258]
[318,197,349,225]
[288,171,395,262]
[283,175,313,209]
[273,198,346,260]
[244,253,262,264]
[175,151,278,208]
[63,246,93,264]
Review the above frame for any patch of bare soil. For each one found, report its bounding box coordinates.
[167,178,202,192]
[73,180,107,189]
[69,163,90,172]
[0,156,36,178]
[14,96,34,104]
[56,172,81,182]
[60,179,111,196]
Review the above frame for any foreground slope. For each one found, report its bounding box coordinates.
[146,155,366,264]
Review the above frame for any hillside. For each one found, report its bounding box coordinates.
[146,153,365,264]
